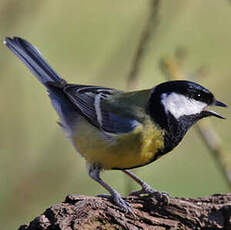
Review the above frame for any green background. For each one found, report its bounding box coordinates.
[0,0,230,229]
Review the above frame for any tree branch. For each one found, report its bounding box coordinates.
[18,193,231,230]
[126,0,160,90]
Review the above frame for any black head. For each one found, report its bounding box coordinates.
[147,80,227,151]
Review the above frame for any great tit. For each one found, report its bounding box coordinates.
[4,37,227,212]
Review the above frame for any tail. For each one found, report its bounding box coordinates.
[4,37,79,131]
[4,37,65,87]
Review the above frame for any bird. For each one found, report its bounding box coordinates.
[4,37,227,213]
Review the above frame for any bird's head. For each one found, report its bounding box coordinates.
[148,80,227,132]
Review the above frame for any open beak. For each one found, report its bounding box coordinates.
[204,100,228,119]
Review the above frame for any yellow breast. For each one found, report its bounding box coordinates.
[71,117,164,169]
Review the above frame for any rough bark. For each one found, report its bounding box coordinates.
[18,193,231,230]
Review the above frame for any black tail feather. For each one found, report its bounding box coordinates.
[4,37,64,87]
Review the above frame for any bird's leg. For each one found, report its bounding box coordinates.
[123,170,169,204]
[88,163,132,213]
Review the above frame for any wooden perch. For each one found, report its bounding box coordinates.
[19,193,231,230]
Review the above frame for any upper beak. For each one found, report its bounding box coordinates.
[204,100,228,119]
[214,100,228,108]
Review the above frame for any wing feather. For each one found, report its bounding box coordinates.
[64,84,140,134]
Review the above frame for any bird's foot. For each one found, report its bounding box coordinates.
[97,193,133,214]
[129,184,169,205]
[113,194,133,214]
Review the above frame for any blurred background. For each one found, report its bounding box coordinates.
[0,0,231,229]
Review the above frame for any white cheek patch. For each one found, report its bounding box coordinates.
[161,93,207,119]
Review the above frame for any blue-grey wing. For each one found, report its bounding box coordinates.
[64,84,139,134]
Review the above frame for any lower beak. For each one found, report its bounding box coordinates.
[204,100,228,119]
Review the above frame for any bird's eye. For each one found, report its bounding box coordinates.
[194,93,201,100]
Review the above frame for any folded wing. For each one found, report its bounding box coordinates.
[64,85,140,134]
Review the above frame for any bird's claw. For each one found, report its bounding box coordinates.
[129,185,169,205]
[97,193,134,214]
[113,195,133,214]
[151,191,169,205]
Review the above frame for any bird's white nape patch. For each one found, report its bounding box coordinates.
[161,93,207,119]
